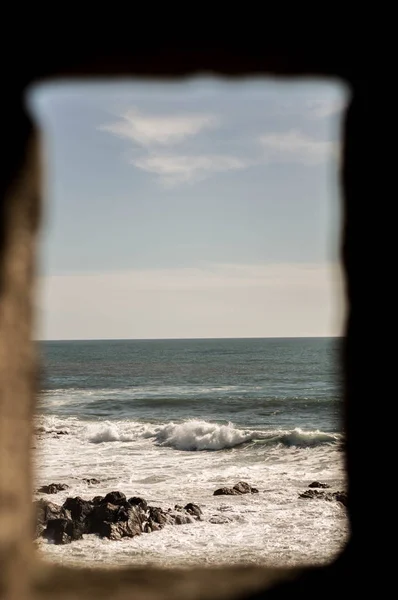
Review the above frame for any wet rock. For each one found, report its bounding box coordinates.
[148,506,174,529]
[34,428,69,436]
[299,489,348,506]
[308,481,331,489]
[102,491,127,505]
[36,490,198,543]
[63,497,94,532]
[83,478,100,485]
[37,483,69,494]
[89,501,147,535]
[333,491,348,507]
[128,496,148,512]
[213,482,258,496]
[88,502,120,532]
[299,489,329,500]
[43,518,83,544]
[184,503,203,520]
[233,481,258,494]
[213,487,239,496]
[35,499,70,538]
[96,506,143,540]
[92,495,105,504]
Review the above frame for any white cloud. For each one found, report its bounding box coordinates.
[100,109,217,147]
[131,154,247,186]
[259,130,337,165]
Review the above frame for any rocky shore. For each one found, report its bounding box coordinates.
[34,480,347,545]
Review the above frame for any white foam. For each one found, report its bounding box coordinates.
[86,422,137,443]
[150,419,256,451]
[278,428,340,447]
[33,414,348,569]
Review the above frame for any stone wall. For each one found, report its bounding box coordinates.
[0,37,368,599]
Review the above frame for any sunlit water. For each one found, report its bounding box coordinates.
[35,338,348,567]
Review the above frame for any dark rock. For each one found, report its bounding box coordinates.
[148,506,167,526]
[233,482,252,494]
[308,481,331,489]
[88,501,147,535]
[213,487,239,496]
[43,518,83,544]
[36,490,197,543]
[128,497,148,512]
[233,481,258,494]
[102,491,127,505]
[299,489,328,500]
[83,478,100,485]
[63,496,94,532]
[333,491,348,507]
[35,499,70,538]
[34,428,69,436]
[299,489,348,506]
[96,506,143,540]
[92,496,105,505]
[37,483,69,494]
[184,503,202,520]
[213,482,258,496]
[116,505,131,521]
[88,502,120,533]
[148,506,174,529]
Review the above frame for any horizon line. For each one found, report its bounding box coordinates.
[36,335,343,343]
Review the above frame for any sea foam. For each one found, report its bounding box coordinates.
[277,428,339,447]
[150,419,256,451]
[86,422,135,443]
[83,419,340,450]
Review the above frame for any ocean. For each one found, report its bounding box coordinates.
[34,337,349,567]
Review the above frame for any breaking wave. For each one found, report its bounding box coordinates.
[145,420,340,451]
[46,417,341,451]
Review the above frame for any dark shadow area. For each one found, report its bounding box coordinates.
[0,33,379,598]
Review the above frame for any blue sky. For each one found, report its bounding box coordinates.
[28,77,349,340]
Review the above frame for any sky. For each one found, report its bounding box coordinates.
[27,77,349,340]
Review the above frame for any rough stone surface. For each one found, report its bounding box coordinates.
[213,487,239,496]
[213,482,259,496]
[128,496,148,512]
[37,483,69,494]
[95,507,144,540]
[102,491,127,505]
[184,503,203,519]
[62,497,94,532]
[43,518,83,544]
[88,502,120,533]
[308,481,331,489]
[35,499,70,538]
[299,490,348,506]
